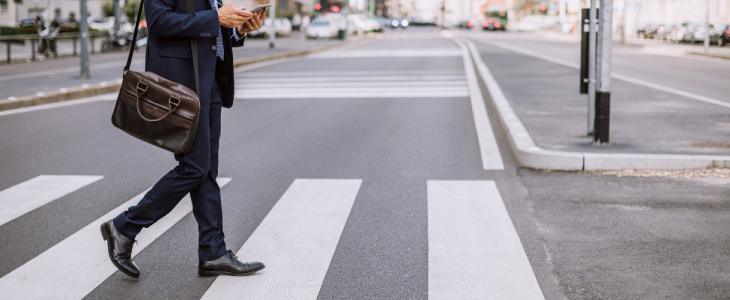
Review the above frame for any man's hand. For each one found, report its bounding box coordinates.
[218,4,252,28]
[237,8,267,35]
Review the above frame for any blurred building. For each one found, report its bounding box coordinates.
[0,0,106,26]
[625,0,730,25]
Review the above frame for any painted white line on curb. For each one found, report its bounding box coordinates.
[0,178,231,299]
[201,179,362,300]
[454,39,504,170]
[0,175,103,226]
[428,180,544,300]
[474,38,730,110]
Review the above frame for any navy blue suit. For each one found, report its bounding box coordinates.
[113,0,244,261]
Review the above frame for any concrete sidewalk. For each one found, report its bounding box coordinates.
[456,34,730,170]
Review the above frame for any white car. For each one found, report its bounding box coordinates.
[275,18,292,37]
[306,20,339,39]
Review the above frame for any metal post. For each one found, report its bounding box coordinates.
[79,0,90,78]
[369,0,375,16]
[594,0,613,143]
[704,0,710,52]
[73,37,77,56]
[31,39,36,61]
[621,0,627,43]
[90,35,95,54]
[268,2,275,49]
[6,42,10,64]
[587,0,597,135]
[113,0,121,38]
[559,0,565,23]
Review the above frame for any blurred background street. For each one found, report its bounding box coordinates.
[1,0,730,299]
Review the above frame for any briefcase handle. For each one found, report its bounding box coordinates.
[134,82,181,122]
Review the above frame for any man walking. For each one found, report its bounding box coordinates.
[100,0,267,278]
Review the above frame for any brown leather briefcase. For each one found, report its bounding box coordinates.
[111,0,201,154]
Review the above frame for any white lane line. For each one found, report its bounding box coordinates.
[308,49,463,58]
[0,175,103,226]
[0,178,232,300]
[236,70,465,77]
[472,38,730,110]
[0,93,117,117]
[236,81,467,88]
[239,86,467,93]
[240,75,467,83]
[0,60,142,82]
[235,91,469,99]
[454,39,504,170]
[237,75,466,83]
[427,180,544,300]
[201,179,362,300]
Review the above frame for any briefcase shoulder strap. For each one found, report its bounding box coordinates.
[124,0,201,98]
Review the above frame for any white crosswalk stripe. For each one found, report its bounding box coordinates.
[427,180,544,299]
[0,179,545,299]
[234,71,469,99]
[0,175,103,226]
[201,179,362,300]
[0,178,231,300]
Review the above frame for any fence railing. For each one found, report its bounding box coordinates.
[0,31,108,64]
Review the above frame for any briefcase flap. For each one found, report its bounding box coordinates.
[121,71,200,121]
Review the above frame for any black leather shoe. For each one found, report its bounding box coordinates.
[100,220,140,278]
[198,250,265,277]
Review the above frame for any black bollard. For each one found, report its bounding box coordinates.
[594,91,610,143]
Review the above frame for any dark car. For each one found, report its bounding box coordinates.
[483,11,507,31]
[18,18,37,28]
[710,24,730,46]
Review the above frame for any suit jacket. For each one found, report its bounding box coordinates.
[144,0,244,108]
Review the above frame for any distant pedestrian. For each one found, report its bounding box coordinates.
[100,0,267,278]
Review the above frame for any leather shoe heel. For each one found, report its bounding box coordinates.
[100,220,141,278]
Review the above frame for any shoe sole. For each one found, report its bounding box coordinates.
[197,265,266,277]
[100,223,140,279]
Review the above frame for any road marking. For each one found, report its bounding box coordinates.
[234,72,469,99]
[427,180,544,299]
[454,39,504,170]
[201,179,362,300]
[471,38,730,110]
[308,49,463,58]
[0,60,142,82]
[0,175,103,226]
[0,178,231,299]
[236,70,465,77]
[0,93,117,117]
[237,75,466,83]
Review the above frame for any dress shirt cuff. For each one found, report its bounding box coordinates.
[232,30,246,41]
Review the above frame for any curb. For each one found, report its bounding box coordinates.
[461,37,730,171]
[0,35,375,112]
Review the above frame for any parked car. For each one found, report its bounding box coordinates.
[709,24,730,46]
[248,19,270,38]
[291,14,303,30]
[456,21,473,29]
[275,18,292,37]
[18,18,37,28]
[305,20,339,39]
[90,17,116,31]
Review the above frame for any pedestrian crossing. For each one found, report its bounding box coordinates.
[233,70,469,99]
[0,176,543,299]
[0,175,103,226]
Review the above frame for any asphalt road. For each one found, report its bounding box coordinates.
[0,32,341,100]
[0,27,728,299]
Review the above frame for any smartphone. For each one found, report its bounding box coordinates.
[249,4,271,13]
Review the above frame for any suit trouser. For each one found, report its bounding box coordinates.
[113,77,227,262]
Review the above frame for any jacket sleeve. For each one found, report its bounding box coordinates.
[145,0,220,38]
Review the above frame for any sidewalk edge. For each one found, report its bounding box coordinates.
[462,37,730,171]
[0,35,376,112]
